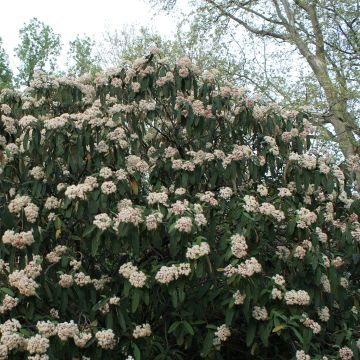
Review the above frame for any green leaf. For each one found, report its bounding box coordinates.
[132,290,140,313]
[246,322,257,347]
[132,343,141,360]
[202,331,214,356]
[168,321,181,334]
[182,321,194,335]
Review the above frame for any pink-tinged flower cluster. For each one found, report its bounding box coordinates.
[2,230,34,249]
[230,234,248,259]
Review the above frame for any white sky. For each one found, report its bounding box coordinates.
[0,0,180,71]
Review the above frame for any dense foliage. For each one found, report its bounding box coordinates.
[0,52,359,360]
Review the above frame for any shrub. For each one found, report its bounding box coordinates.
[0,53,359,360]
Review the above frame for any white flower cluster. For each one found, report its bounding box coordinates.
[296,208,317,228]
[300,314,321,334]
[27,334,49,354]
[264,136,279,155]
[74,272,92,287]
[2,230,34,249]
[284,290,310,305]
[0,295,19,314]
[223,144,252,168]
[132,323,152,339]
[29,166,45,180]
[8,267,39,297]
[224,257,262,278]
[175,216,193,233]
[197,191,218,206]
[44,196,60,210]
[101,181,117,195]
[296,350,311,360]
[252,306,268,321]
[126,155,149,174]
[145,212,163,231]
[339,347,353,360]
[233,290,246,305]
[317,306,330,322]
[243,195,259,213]
[59,274,74,288]
[46,245,67,263]
[93,213,112,230]
[95,329,116,350]
[113,201,143,229]
[147,191,168,206]
[8,195,31,213]
[213,324,231,347]
[186,242,210,260]
[259,202,285,222]
[155,263,191,284]
[219,187,233,200]
[272,274,286,286]
[169,200,189,215]
[230,234,248,259]
[119,262,147,288]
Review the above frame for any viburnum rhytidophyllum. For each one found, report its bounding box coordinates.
[0,51,359,359]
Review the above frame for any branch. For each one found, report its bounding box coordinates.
[204,0,289,40]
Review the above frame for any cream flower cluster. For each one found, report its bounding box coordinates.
[219,187,233,199]
[252,306,268,321]
[93,213,112,230]
[224,257,262,278]
[155,263,191,284]
[0,295,19,314]
[301,314,321,334]
[132,323,152,339]
[213,324,231,347]
[46,245,67,263]
[296,208,317,228]
[95,329,116,350]
[8,195,31,213]
[113,201,143,229]
[147,191,168,206]
[119,262,147,288]
[233,290,246,305]
[243,195,259,213]
[174,217,193,233]
[296,350,311,360]
[284,290,310,305]
[259,202,285,222]
[317,306,330,322]
[186,242,210,260]
[145,212,163,231]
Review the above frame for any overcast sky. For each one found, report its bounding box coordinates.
[0,0,181,70]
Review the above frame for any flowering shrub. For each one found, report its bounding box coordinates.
[0,53,359,360]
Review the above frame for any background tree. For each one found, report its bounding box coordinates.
[148,0,360,161]
[0,37,13,89]
[67,35,101,77]
[14,17,61,86]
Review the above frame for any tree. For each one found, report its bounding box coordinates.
[14,17,62,86]
[0,37,13,89]
[67,35,101,77]
[148,0,360,162]
[0,53,359,359]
